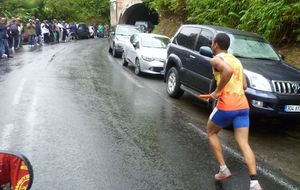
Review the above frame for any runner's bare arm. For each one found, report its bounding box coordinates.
[210,57,233,98]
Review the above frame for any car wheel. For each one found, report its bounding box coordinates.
[108,45,112,53]
[112,45,117,57]
[122,52,128,66]
[166,67,184,98]
[134,59,141,76]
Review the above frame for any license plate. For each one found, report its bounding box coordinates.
[284,105,300,112]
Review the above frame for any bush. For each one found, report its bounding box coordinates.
[149,0,300,44]
[238,0,300,44]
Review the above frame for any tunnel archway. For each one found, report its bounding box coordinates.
[119,3,159,26]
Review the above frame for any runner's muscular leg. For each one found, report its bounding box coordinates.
[207,120,225,166]
[234,127,257,175]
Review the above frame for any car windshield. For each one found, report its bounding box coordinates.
[116,26,140,36]
[228,34,280,61]
[141,36,170,48]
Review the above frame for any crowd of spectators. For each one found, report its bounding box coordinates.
[0,16,109,59]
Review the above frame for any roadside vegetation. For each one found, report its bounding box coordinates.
[149,0,300,67]
[0,0,110,23]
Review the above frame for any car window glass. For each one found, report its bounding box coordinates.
[141,36,170,48]
[116,26,140,36]
[196,29,213,51]
[229,34,280,61]
[176,27,201,50]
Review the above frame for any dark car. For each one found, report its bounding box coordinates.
[164,25,300,117]
[108,24,140,57]
[76,23,90,39]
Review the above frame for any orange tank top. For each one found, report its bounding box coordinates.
[214,53,249,111]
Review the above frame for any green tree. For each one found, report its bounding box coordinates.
[44,0,110,22]
[0,0,110,23]
[148,0,300,44]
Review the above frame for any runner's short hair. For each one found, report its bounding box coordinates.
[214,33,230,50]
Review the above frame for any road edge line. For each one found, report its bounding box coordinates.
[187,122,299,190]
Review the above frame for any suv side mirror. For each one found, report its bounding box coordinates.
[279,53,285,60]
[110,31,115,36]
[199,46,213,58]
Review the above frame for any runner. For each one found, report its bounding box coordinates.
[207,33,262,190]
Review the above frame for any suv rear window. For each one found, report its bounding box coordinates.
[175,27,201,50]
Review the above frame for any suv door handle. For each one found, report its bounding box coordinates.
[189,55,196,59]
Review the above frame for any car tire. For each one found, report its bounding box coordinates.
[112,45,117,57]
[134,58,141,76]
[122,52,128,66]
[166,67,184,98]
[112,45,118,57]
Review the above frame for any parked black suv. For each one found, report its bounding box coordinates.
[164,25,300,117]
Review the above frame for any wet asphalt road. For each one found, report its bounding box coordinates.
[0,39,299,190]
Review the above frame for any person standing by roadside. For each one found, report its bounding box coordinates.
[49,20,54,43]
[57,21,63,42]
[7,19,13,53]
[68,22,77,41]
[10,18,20,50]
[93,23,97,38]
[41,20,50,44]
[53,19,59,43]
[207,33,262,190]
[97,23,103,38]
[17,18,23,48]
[61,21,68,42]
[35,19,42,46]
[1,18,12,58]
[27,19,36,47]
[0,17,8,58]
[103,23,109,37]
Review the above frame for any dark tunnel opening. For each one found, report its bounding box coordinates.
[119,3,159,27]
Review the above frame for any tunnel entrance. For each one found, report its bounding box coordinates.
[119,3,159,28]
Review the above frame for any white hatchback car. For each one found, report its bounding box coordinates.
[122,33,170,75]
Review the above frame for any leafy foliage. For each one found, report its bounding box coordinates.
[238,0,300,44]
[0,0,110,23]
[149,0,300,44]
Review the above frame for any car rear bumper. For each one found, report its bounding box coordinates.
[245,88,300,117]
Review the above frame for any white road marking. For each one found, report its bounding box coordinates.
[23,84,38,156]
[187,123,298,190]
[107,53,144,89]
[12,78,27,105]
[0,123,15,149]
[121,70,144,88]
[26,87,37,125]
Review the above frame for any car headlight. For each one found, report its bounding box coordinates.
[244,70,272,92]
[142,55,154,62]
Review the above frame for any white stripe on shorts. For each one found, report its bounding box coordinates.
[209,107,218,120]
